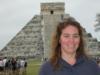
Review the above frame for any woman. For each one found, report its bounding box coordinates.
[39,17,100,75]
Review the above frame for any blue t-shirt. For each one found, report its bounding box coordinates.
[39,56,100,75]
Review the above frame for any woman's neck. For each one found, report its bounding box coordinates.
[61,52,76,65]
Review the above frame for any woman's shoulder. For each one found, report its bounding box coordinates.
[86,58,97,65]
[84,58,100,69]
[40,60,53,71]
[39,60,53,75]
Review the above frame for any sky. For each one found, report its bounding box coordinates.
[0,0,100,50]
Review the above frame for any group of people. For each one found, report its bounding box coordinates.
[0,57,27,75]
[39,17,100,75]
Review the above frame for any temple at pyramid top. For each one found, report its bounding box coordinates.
[41,2,65,15]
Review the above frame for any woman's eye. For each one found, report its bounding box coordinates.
[73,35,80,38]
[64,35,69,37]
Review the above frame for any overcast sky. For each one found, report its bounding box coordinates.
[0,0,100,50]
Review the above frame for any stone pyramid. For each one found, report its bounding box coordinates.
[0,15,44,57]
[0,2,100,58]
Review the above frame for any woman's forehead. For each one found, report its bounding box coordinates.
[62,25,79,33]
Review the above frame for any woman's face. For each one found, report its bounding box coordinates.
[60,25,80,54]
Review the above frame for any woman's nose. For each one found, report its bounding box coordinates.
[69,37,74,43]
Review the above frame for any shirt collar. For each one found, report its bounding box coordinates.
[59,56,85,68]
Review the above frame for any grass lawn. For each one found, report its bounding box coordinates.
[26,59,42,75]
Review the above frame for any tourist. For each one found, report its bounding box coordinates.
[0,58,4,71]
[39,17,100,75]
[11,57,17,74]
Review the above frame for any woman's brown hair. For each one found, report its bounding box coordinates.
[50,17,87,69]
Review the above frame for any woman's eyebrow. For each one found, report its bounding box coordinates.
[63,33,79,35]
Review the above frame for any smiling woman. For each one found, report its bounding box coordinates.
[39,17,100,75]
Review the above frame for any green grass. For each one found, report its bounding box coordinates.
[26,59,42,75]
